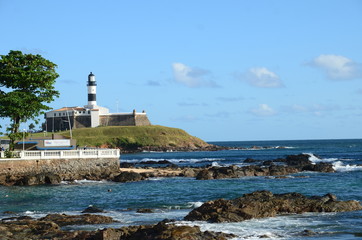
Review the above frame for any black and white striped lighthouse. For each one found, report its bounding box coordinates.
[87,72,97,108]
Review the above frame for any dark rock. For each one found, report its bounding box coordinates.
[0,217,235,240]
[14,173,61,186]
[285,154,312,167]
[39,213,115,226]
[302,162,335,172]
[184,190,362,223]
[181,168,197,177]
[263,160,274,166]
[244,158,257,163]
[82,206,105,213]
[136,208,154,213]
[120,162,136,168]
[142,160,173,165]
[3,211,15,214]
[196,169,214,180]
[113,171,144,182]
[300,229,317,236]
[109,220,236,240]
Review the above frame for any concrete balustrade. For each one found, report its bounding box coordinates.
[0,149,120,160]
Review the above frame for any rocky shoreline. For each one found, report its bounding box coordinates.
[0,153,336,186]
[115,153,335,183]
[1,191,361,240]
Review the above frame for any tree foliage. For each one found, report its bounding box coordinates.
[0,50,59,148]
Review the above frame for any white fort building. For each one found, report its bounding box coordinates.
[45,72,151,132]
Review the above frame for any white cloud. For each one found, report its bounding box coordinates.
[308,54,362,80]
[282,103,340,116]
[249,104,277,117]
[172,62,218,88]
[236,67,284,88]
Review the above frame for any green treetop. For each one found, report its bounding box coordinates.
[0,50,60,149]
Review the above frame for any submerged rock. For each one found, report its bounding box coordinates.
[184,190,362,223]
[82,206,105,213]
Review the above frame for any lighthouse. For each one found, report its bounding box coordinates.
[87,72,97,109]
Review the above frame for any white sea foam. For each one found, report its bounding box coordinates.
[333,161,362,172]
[147,177,165,181]
[123,157,226,164]
[211,161,220,167]
[304,153,338,163]
[186,201,204,208]
[175,213,332,240]
[73,179,107,184]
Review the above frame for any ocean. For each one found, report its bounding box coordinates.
[1,139,361,239]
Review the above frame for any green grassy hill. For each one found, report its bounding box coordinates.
[40,125,211,151]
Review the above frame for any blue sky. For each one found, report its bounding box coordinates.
[1,0,361,141]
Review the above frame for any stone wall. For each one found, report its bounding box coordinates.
[46,113,151,131]
[0,157,120,185]
[135,114,151,126]
[100,114,135,126]
[74,116,91,129]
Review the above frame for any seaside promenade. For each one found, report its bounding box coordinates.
[0,149,120,185]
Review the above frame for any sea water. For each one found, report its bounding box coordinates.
[0,139,361,239]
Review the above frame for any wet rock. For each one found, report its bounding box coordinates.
[301,229,317,236]
[181,168,197,177]
[82,206,105,213]
[113,171,144,182]
[244,158,258,163]
[136,208,154,213]
[14,173,61,186]
[263,160,274,166]
[120,162,136,168]
[285,154,312,167]
[142,160,173,165]
[196,169,215,180]
[103,220,236,240]
[39,213,115,226]
[184,190,362,223]
[0,217,235,240]
[302,162,335,172]
[195,165,299,180]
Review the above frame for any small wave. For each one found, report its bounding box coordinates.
[304,153,338,163]
[175,213,332,240]
[73,179,106,184]
[147,177,165,181]
[123,158,226,164]
[186,201,203,208]
[211,161,220,167]
[333,161,362,172]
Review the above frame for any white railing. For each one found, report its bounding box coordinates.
[0,149,120,160]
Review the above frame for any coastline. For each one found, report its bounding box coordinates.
[1,139,362,239]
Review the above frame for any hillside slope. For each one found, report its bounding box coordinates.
[54,125,214,152]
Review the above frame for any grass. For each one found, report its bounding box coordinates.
[28,125,209,149]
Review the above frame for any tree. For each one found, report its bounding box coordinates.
[28,123,36,133]
[0,50,59,149]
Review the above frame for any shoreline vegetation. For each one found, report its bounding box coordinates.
[41,125,217,153]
